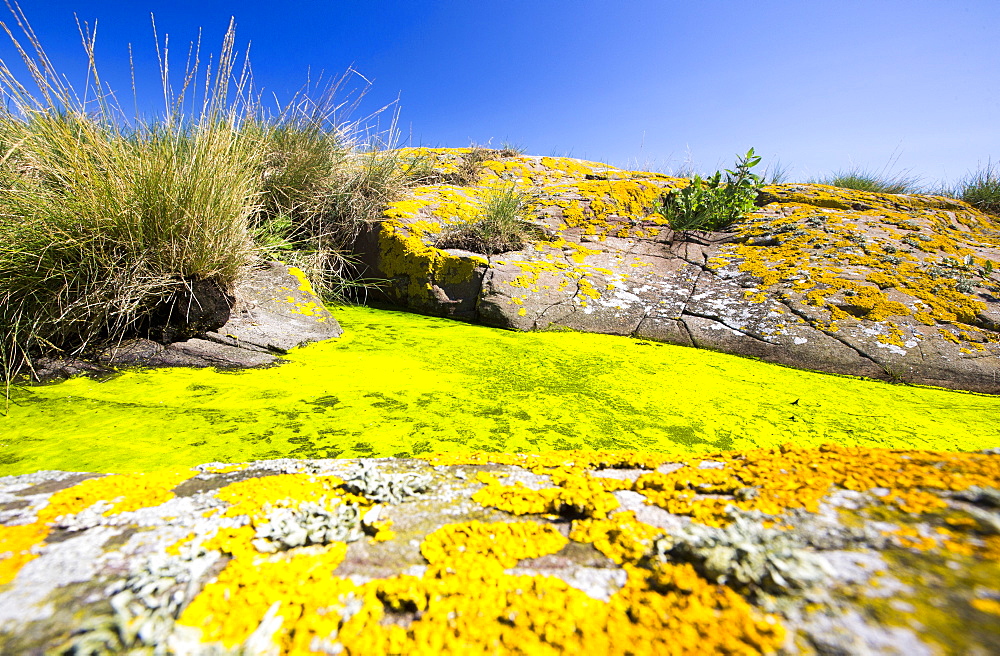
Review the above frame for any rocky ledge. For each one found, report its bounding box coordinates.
[0,445,997,654]
[354,148,1000,394]
[32,261,342,381]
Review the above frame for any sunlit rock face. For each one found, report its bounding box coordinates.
[356,148,1000,393]
[34,261,343,379]
[1,447,998,655]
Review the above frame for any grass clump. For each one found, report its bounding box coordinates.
[0,6,411,382]
[953,160,1000,216]
[652,148,765,232]
[251,117,416,299]
[814,151,923,195]
[817,167,923,194]
[0,13,262,380]
[440,144,522,186]
[435,184,541,254]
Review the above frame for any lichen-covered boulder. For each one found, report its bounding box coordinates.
[355,148,1000,394]
[93,261,343,372]
[202,260,343,354]
[0,446,997,654]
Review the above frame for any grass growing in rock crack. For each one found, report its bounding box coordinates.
[435,184,542,254]
[0,4,411,386]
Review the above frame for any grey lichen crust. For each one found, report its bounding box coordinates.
[341,460,432,504]
[1,457,998,655]
[251,500,369,553]
[650,509,834,597]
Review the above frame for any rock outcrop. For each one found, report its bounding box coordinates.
[0,446,997,653]
[355,148,1000,394]
[32,261,342,380]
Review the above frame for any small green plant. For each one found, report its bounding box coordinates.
[652,148,765,232]
[982,259,995,279]
[435,184,540,254]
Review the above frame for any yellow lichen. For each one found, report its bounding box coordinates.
[420,520,568,567]
[569,512,663,565]
[0,471,192,585]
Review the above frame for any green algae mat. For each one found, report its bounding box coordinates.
[1,305,998,475]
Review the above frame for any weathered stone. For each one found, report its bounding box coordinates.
[148,278,233,343]
[34,262,341,380]
[354,148,1000,393]
[201,261,342,353]
[0,450,997,654]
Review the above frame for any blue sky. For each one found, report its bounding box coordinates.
[4,0,999,188]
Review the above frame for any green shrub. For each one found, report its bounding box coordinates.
[652,148,765,232]
[435,184,541,254]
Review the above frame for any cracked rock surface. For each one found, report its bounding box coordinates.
[354,148,1000,393]
[0,447,997,654]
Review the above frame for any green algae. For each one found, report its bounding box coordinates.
[0,306,998,475]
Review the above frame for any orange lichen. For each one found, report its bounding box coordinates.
[0,471,192,585]
[177,543,352,650]
[442,445,1000,529]
[569,512,663,565]
[420,520,568,567]
[0,522,48,585]
[971,598,1000,616]
[179,524,785,656]
[472,470,620,519]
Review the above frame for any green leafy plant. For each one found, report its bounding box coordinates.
[982,259,995,279]
[435,184,541,254]
[652,148,765,232]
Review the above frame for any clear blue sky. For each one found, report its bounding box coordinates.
[4,0,998,188]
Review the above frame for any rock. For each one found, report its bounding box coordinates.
[354,148,1000,394]
[201,261,343,354]
[147,278,234,343]
[0,446,997,653]
[33,261,342,380]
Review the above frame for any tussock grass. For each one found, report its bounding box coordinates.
[250,115,414,300]
[817,168,923,194]
[436,184,541,255]
[0,5,410,384]
[952,160,1000,216]
[0,10,263,382]
[813,151,924,195]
